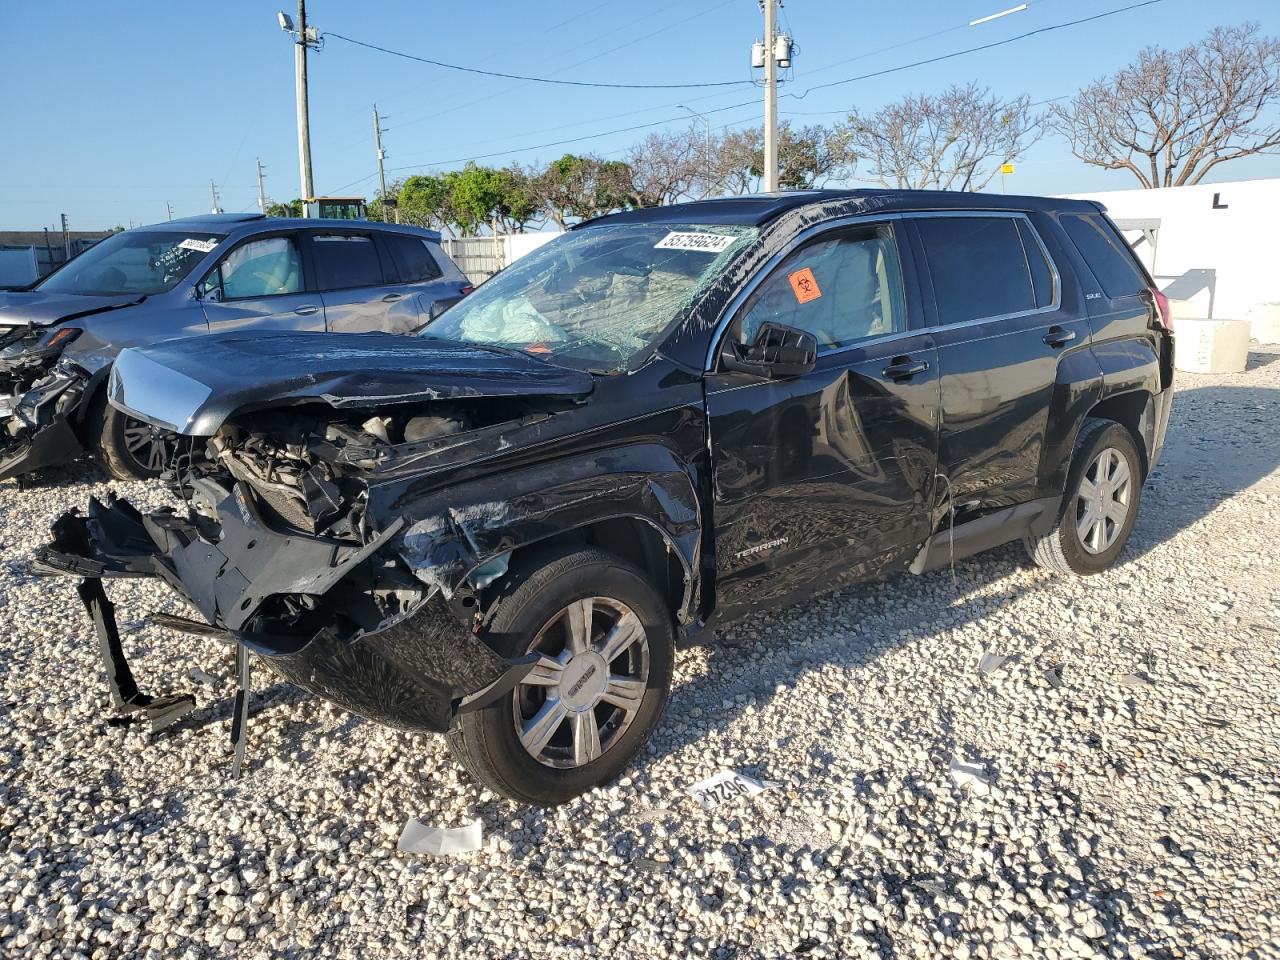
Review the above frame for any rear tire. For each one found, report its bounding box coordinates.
[447,546,674,805]
[86,385,175,481]
[1024,418,1143,576]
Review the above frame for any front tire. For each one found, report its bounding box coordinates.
[1024,418,1143,576]
[447,547,674,805]
[86,387,176,480]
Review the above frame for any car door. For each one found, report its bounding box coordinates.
[379,231,470,331]
[907,212,1091,506]
[303,230,417,334]
[705,221,941,619]
[198,232,325,333]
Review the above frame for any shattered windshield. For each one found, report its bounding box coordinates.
[36,230,224,296]
[421,222,757,372]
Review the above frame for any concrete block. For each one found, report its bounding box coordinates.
[1175,318,1251,374]
[1244,302,1280,344]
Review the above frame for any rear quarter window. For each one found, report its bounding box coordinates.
[1059,214,1145,299]
[383,233,444,283]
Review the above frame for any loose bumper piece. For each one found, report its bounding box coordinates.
[35,493,539,775]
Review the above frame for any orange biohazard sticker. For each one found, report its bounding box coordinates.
[788,267,822,304]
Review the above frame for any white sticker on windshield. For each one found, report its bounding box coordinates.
[178,238,218,254]
[654,231,737,254]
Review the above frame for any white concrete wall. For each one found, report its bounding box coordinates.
[1061,177,1280,321]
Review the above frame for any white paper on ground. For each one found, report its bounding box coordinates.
[949,759,992,796]
[397,817,483,856]
[686,770,778,810]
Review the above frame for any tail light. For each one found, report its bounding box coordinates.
[460,285,475,296]
[1150,287,1172,332]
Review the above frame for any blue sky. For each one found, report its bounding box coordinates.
[2,0,1278,230]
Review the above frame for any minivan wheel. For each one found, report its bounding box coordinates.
[446,547,674,805]
[1024,418,1143,576]
[87,387,175,480]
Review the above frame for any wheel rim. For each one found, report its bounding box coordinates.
[121,417,174,473]
[1075,446,1132,554]
[512,596,649,770]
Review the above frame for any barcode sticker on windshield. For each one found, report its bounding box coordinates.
[178,238,218,254]
[654,231,737,254]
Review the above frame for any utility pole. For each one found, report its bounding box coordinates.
[761,0,778,193]
[60,214,70,258]
[294,1,316,215]
[373,104,392,219]
[209,180,222,214]
[165,202,174,221]
[256,157,268,214]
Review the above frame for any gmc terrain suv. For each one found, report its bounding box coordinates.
[37,190,1174,805]
[0,214,469,480]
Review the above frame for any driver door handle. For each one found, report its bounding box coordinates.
[381,293,404,302]
[294,304,320,316]
[883,356,929,381]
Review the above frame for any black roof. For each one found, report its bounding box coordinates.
[581,189,1103,229]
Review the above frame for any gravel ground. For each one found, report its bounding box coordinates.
[2,347,1279,960]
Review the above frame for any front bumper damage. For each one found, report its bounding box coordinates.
[0,360,88,480]
[33,490,536,775]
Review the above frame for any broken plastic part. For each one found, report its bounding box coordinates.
[978,651,1016,675]
[467,551,511,589]
[397,817,483,856]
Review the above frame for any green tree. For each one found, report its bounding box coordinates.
[398,175,456,234]
[532,154,630,229]
[449,163,504,235]
[264,198,303,217]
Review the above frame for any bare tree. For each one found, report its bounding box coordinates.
[1049,24,1280,188]
[715,122,853,194]
[624,126,705,206]
[840,84,1039,191]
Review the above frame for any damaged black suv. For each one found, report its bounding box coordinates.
[37,190,1174,804]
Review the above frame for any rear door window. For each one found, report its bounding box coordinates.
[915,216,1037,326]
[1059,214,1145,298]
[311,234,384,290]
[383,233,443,283]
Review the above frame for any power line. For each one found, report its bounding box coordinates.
[794,0,1165,98]
[326,0,1161,189]
[323,30,752,90]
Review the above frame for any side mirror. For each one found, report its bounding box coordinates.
[721,321,817,378]
[198,281,223,303]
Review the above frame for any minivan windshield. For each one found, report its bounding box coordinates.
[36,230,224,296]
[421,222,757,372]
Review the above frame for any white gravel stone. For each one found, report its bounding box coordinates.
[1,348,1279,958]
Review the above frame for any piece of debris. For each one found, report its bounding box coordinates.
[949,758,992,796]
[1201,715,1229,729]
[1044,663,1065,689]
[397,817,483,856]
[188,667,219,687]
[685,770,777,810]
[632,857,672,874]
[1121,671,1153,688]
[978,651,1017,675]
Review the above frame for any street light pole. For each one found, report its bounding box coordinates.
[679,105,711,198]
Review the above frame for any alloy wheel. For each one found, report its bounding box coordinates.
[1075,446,1132,554]
[121,417,175,474]
[512,596,649,769]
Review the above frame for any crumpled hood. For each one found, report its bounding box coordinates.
[0,290,144,328]
[109,331,595,435]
